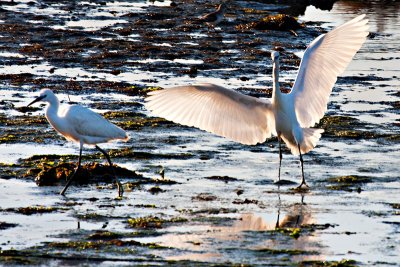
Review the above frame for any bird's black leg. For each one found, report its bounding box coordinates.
[297,144,309,188]
[275,186,281,228]
[278,137,283,181]
[60,144,83,196]
[95,145,124,198]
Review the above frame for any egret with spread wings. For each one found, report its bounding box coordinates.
[145,15,369,187]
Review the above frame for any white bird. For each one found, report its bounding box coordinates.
[145,15,369,187]
[27,89,129,197]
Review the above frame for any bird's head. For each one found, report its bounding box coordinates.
[218,3,227,12]
[27,88,57,107]
[271,51,280,63]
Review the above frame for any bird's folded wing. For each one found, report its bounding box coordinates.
[200,12,217,22]
[290,14,369,128]
[145,83,274,145]
[64,105,128,141]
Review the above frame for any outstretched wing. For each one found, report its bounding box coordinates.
[145,83,275,145]
[290,15,369,127]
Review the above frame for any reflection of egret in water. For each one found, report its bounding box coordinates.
[234,193,322,263]
[275,187,307,229]
[139,193,321,263]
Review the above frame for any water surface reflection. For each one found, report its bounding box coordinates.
[139,194,322,263]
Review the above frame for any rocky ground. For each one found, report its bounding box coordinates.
[0,0,399,266]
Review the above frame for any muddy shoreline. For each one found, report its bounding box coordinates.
[0,0,399,266]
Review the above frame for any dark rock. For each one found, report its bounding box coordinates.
[192,193,217,201]
[236,14,302,32]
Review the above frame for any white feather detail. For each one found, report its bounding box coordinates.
[290,14,369,128]
[57,105,128,144]
[145,83,275,145]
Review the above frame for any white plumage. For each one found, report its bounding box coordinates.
[50,103,128,145]
[28,89,128,197]
[291,16,370,128]
[145,15,369,187]
[146,83,274,145]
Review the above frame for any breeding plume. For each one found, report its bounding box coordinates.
[145,15,369,187]
[27,89,129,197]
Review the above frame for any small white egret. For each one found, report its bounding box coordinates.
[199,3,227,27]
[145,15,369,187]
[27,89,129,197]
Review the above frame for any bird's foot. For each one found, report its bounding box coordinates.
[59,186,68,196]
[294,181,310,192]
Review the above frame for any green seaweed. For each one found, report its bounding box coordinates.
[192,193,217,201]
[108,112,171,130]
[0,134,18,143]
[2,206,60,215]
[47,239,146,250]
[254,248,314,255]
[128,216,164,229]
[275,227,301,239]
[329,175,372,184]
[390,203,400,209]
[0,249,37,265]
[242,8,268,14]
[24,160,143,186]
[386,134,400,142]
[289,186,310,193]
[327,175,372,192]
[127,85,162,96]
[127,216,187,229]
[75,213,110,221]
[87,231,123,240]
[108,147,193,160]
[299,259,358,267]
[135,204,157,208]
[236,14,302,31]
[317,115,391,140]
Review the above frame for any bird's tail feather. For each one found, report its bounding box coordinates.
[300,128,324,154]
[283,128,324,155]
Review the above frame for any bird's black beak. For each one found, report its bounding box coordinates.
[27,95,46,107]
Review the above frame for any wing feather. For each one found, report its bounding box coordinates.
[145,83,274,145]
[61,105,128,144]
[290,15,368,127]
[290,15,369,127]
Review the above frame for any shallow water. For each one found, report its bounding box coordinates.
[0,0,399,266]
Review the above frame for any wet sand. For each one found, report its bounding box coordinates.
[0,0,399,266]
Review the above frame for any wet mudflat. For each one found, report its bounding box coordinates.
[0,0,399,266]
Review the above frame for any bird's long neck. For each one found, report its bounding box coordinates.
[272,59,281,102]
[45,97,62,131]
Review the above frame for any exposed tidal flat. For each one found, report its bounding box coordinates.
[0,0,399,266]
